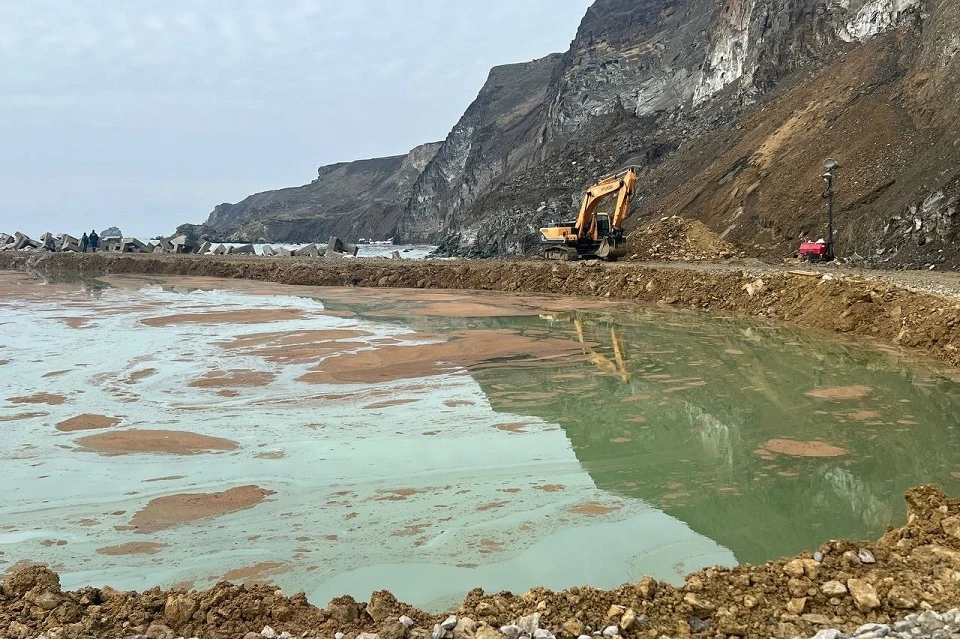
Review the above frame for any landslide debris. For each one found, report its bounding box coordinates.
[626,216,744,262]
[4,487,960,639]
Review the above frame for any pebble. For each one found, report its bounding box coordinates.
[532,630,555,639]
[335,633,345,639]
[801,609,960,639]
[858,549,877,564]
[262,627,277,639]
[517,614,541,635]
[601,625,619,637]
[814,551,824,562]
[400,616,415,628]
[442,616,459,631]
[500,625,521,639]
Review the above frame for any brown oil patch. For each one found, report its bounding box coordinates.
[96,542,168,556]
[952,471,960,479]
[444,400,476,407]
[125,369,158,384]
[77,429,239,456]
[217,389,240,398]
[130,485,275,533]
[406,302,542,318]
[373,488,425,501]
[144,475,185,483]
[254,451,286,460]
[847,410,881,421]
[218,329,369,364]
[392,523,431,537]
[42,370,71,378]
[610,437,632,444]
[188,369,276,389]
[141,309,304,327]
[629,415,647,423]
[0,411,48,422]
[806,385,873,400]
[60,317,91,329]
[477,501,508,512]
[760,438,849,457]
[298,329,583,385]
[364,399,417,410]
[568,501,622,516]
[533,484,565,493]
[500,488,521,494]
[56,414,121,432]
[495,422,529,434]
[8,393,66,405]
[222,561,289,584]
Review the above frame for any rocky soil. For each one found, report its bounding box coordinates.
[4,486,960,639]
[625,217,744,262]
[2,252,959,370]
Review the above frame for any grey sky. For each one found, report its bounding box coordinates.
[1,1,593,238]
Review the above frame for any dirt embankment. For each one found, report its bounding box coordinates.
[3,486,960,639]
[3,252,959,369]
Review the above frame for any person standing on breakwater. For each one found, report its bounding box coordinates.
[79,233,89,253]
[89,230,99,252]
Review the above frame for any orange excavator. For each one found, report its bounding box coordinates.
[538,167,637,261]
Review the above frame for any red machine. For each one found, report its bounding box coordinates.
[797,241,831,262]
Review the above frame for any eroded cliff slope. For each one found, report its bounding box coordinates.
[178,142,440,243]
[179,0,959,266]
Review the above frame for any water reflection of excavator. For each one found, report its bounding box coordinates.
[540,314,631,382]
[539,168,637,261]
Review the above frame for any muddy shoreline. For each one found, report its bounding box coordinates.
[3,487,960,639]
[2,252,959,369]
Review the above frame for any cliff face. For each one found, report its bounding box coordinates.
[181,0,959,266]
[179,142,440,243]
[413,0,959,264]
[396,55,563,243]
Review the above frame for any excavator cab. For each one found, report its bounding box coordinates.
[539,167,637,261]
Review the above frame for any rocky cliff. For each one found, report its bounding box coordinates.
[415,0,959,266]
[178,142,441,243]
[181,0,959,266]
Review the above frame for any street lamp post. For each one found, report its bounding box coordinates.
[821,158,840,261]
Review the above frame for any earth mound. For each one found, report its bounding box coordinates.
[627,217,743,262]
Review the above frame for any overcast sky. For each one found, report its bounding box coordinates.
[0,1,593,238]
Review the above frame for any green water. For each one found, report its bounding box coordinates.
[327,295,960,566]
[3,275,959,608]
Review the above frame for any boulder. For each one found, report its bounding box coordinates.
[197,241,212,255]
[120,237,148,253]
[293,243,319,257]
[847,579,880,612]
[232,243,255,255]
[261,244,276,256]
[277,246,293,257]
[212,244,228,255]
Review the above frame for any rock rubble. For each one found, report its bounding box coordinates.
[4,487,960,639]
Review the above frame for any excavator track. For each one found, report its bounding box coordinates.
[541,246,579,261]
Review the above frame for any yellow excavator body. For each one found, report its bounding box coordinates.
[539,168,638,261]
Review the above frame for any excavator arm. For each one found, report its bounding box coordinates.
[573,169,637,240]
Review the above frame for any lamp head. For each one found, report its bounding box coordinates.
[823,158,840,171]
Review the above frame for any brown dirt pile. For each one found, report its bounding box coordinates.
[129,485,276,533]
[76,429,239,456]
[55,414,121,432]
[3,486,960,639]
[7,393,66,406]
[627,216,743,262]
[140,308,304,327]
[187,369,277,388]
[298,329,584,385]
